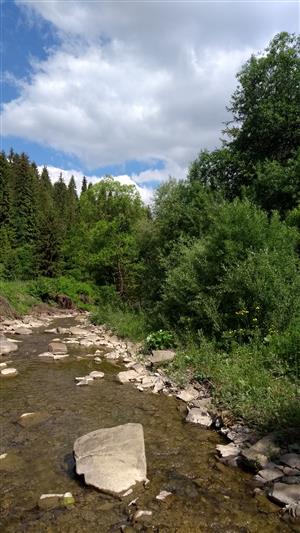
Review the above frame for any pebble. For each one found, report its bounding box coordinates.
[1,367,18,377]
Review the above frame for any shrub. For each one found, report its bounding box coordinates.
[145,329,175,351]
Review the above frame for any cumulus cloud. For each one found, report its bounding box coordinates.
[3,1,298,180]
[39,165,155,205]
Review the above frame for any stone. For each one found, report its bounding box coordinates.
[48,342,68,354]
[186,408,213,428]
[149,350,175,365]
[89,371,104,379]
[177,385,199,403]
[69,326,88,336]
[38,352,55,360]
[74,423,147,494]
[241,433,281,470]
[279,454,300,470]
[1,367,18,377]
[156,490,172,501]
[269,482,300,506]
[152,377,165,393]
[0,337,18,355]
[17,411,50,427]
[0,362,7,368]
[133,510,152,522]
[191,397,212,410]
[222,424,257,445]
[39,492,75,510]
[53,354,69,360]
[117,370,139,384]
[94,357,102,363]
[257,467,284,483]
[216,443,241,458]
[14,327,32,335]
[76,378,94,386]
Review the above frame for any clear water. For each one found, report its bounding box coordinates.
[0,317,295,532]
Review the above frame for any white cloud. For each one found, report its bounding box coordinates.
[39,165,155,205]
[4,2,298,181]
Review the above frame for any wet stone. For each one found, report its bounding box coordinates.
[177,385,199,403]
[14,327,32,335]
[279,454,300,470]
[48,342,68,354]
[149,350,175,365]
[186,408,213,428]
[17,411,50,427]
[1,367,18,377]
[269,482,300,506]
[241,433,281,470]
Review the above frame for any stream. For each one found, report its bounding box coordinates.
[0,314,295,532]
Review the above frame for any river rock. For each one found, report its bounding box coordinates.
[89,371,105,379]
[76,377,94,386]
[279,454,300,470]
[69,326,88,336]
[0,337,18,355]
[186,408,213,428]
[74,423,147,494]
[17,411,50,427]
[48,341,68,354]
[149,350,175,365]
[1,367,18,377]
[39,492,75,510]
[269,482,300,506]
[177,385,199,403]
[156,490,172,501]
[241,433,281,470]
[14,327,32,335]
[256,466,284,483]
[216,443,241,458]
[117,370,139,384]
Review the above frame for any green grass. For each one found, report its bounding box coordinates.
[166,338,300,431]
[92,305,148,342]
[0,279,39,315]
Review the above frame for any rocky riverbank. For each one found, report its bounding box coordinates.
[1,310,299,530]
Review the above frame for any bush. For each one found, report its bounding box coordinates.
[161,200,300,341]
[145,329,175,351]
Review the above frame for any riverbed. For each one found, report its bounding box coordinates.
[0,315,294,532]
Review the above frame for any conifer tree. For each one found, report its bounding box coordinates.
[66,175,78,228]
[13,153,38,246]
[81,176,87,195]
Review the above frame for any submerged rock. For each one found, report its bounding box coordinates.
[48,341,68,354]
[17,411,50,427]
[1,367,18,377]
[0,336,18,355]
[73,423,147,494]
[38,492,75,510]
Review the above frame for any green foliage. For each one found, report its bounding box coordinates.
[145,329,175,351]
[0,279,39,314]
[92,305,148,342]
[28,276,97,309]
[226,32,300,163]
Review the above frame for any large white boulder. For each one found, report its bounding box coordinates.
[74,423,147,494]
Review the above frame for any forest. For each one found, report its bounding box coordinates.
[0,32,299,429]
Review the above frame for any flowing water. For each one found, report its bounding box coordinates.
[0,317,295,532]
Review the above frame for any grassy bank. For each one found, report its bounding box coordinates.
[0,277,99,316]
[93,305,299,432]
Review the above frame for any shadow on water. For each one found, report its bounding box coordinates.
[0,317,297,532]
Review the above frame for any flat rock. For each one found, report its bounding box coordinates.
[177,385,199,402]
[74,423,147,494]
[216,443,241,458]
[76,378,94,386]
[257,467,284,483]
[279,454,300,470]
[156,490,172,501]
[14,327,32,335]
[0,337,18,355]
[149,350,175,365]
[48,342,68,354]
[117,370,139,384]
[69,326,88,336]
[269,482,300,506]
[241,433,281,470]
[186,408,213,427]
[1,367,18,377]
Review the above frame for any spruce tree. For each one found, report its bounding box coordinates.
[81,176,87,195]
[66,175,78,228]
[13,153,38,246]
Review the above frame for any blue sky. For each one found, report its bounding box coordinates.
[1,0,299,200]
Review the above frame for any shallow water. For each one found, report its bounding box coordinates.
[0,317,295,532]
